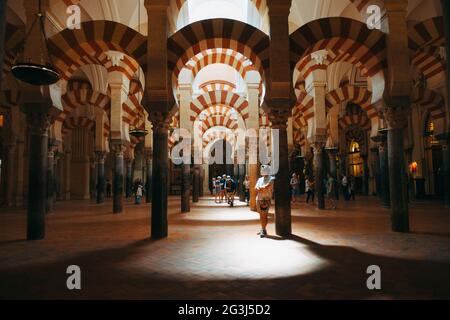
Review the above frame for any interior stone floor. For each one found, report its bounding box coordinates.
[1,195,450,299]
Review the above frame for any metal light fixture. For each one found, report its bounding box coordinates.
[129,0,147,139]
[12,0,60,86]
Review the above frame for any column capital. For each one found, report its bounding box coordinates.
[382,106,409,130]
[144,0,170,10]
[95,151,108,163]
[111,143,126,157]
[311,141,326,154]
[26,112,52,136]
[265,99,292,129]
[148,109,174,133]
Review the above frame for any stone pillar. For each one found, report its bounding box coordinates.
[437,135,450,207]
[439,0,450,207]
[149,112,171,239]
[5,141,17,207]
[145,148,152,203]
[112,143,125,214]
[313,142,325,209]
[239,163,246,202]
[46,142,57,214]
[96,151,106,204]
[385,106,409,232]
[125,157,133,198]
[181,162,191,212]
[270,112,292,236]
[89,158,96,200]
[328,149,338,200]
[14,140,26,206]
[192,164,200,203]
[26,113,52,240]
[362,154,369,196]
[0,0,6,94]
[202,163,209,196]
[377,137,391,208]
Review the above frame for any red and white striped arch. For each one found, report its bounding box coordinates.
[62,116,95,137]
[325,85,376,120]
[48,20,146,80]
[190,90,249,122]
[59,86,111,123]
[338,104,371,132]
[199,80,236,93]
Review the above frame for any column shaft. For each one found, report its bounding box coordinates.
[314,145,325,210]
[46,150,55,213]
[27,116,50,240]
[274,125,292,236]
[96,153,106,204]
[113,147,124,214]
[387,127,409,232]
[151,130,169,238]
[181,164,190,212]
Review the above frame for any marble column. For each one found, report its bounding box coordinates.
[89,158,96,200]
[239,164,246,202]
[437,135,450,207]
[112,144,125,214]
[378,139,391,208]
[313,142,326,209]
[181,162,191,212]
[26,113,51,240]
[145,148,152,203]
[96,151,106,204]
[125,158,133,198]
[386,106,409,232]
[439,0,450,208]
[327,149,338,200]
[362,154,369,196]
[149,113,171,239]
[46,142,57,214]
[5,141,16,207]
[192,165,200,203]
[271,113,292,237]
[0,0,6,94]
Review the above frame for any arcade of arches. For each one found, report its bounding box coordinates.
[1,0,450,299]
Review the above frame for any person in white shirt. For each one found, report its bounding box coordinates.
[255,165,274,238]
[243,175,250,205]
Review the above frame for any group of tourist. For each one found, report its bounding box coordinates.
[211,175,238,206]
[289,173,357,209]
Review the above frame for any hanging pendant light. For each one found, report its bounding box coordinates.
[12,0,60,86]
[129,0,147,139]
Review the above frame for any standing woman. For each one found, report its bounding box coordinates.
[214,176,222,203]
[243,175,250,205]
[305,176,315,204]
[255,165,274,238]
[290,173,300,204]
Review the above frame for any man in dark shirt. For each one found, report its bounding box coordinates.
[225,176,236,207]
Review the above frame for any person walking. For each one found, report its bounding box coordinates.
[290,173,300,204]
[106,180,112,198]
[255,165,274,238]
[225,176,237,207]
[134,182,144,205]
[214,176,222,203]
[349,175,356,200]
[305,176,315,204]
[342,174,349,200]
[243,175,250,205]
[220,174,227,203]
[326,173,336,209]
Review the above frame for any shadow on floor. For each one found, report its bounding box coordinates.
[1,232,449,299]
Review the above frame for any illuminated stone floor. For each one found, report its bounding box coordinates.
[1,195,450,299]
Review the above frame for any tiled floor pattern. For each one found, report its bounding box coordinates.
[1,196,450,299]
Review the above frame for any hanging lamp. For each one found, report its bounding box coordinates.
[11,0,60,86]
[129,0,148,139]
